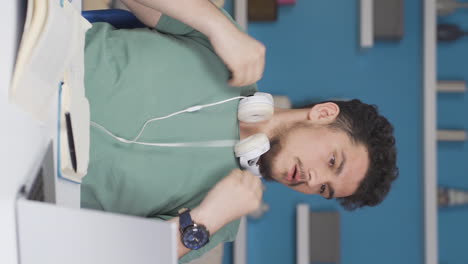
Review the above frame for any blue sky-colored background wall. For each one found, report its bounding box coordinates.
[221,0,468,263]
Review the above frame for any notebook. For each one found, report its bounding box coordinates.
[11,0,92,183]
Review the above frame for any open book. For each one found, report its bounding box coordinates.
[11,0,92,183]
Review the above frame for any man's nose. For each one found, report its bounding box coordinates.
[307,169,318,185]
[308,168,329,186]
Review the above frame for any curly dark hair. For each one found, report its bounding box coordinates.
[301,99,398,210]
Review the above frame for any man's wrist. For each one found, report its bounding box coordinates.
[190,206,224,235]
[204,16,239,40]
[195,1,239,40]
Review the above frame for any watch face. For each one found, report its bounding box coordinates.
[182,224,209,250]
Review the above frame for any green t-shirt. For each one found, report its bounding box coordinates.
[81,11,256,263]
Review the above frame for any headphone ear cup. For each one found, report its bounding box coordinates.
[234,133,270,160]
[235,133,270,176]
[238,92,274,123]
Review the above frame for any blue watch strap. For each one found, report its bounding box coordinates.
[179,209,193,230]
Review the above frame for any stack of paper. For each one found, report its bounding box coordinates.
[11,0,92,183]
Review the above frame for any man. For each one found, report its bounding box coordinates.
[81,0,398,262]
[257,99,398,210]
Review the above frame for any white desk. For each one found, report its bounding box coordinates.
[0,2,177,264]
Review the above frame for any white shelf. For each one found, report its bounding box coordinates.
[233,216,247,264]
[234,0,248,31]
[423,0,437,264]
[296,204,310,264]
[360,0,374,48]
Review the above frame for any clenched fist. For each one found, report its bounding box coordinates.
[209,28,266,87]
[192,169,263,231]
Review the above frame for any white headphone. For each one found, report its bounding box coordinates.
[90,92,274,176]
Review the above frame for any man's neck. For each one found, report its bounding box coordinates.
[239,107,309,140]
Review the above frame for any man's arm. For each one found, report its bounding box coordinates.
[169,169,263,258]
[129,0,265,87]
[135,0,235,39]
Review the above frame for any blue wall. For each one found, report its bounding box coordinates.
[221,0,467,263]
[437,9,468,264]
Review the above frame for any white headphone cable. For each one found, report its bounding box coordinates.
[90,96,246,147]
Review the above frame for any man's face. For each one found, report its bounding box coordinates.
[259,124,369,199]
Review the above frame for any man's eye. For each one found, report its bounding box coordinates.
[320,184,327,194]
[328,154,336,167]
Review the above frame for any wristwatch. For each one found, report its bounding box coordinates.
[178,208,210,250]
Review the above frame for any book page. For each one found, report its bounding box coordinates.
[11,0,82,122]
[10,0,47,102]
[58,1,92,182]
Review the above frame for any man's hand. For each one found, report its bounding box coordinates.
[208,29,266,87]
[172,169,262,258]
[192,169,263,231]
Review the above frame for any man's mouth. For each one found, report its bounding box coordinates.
[286,164,298,183]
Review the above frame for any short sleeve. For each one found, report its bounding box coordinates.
[179,219,241,264]
[154,14,196,36]
[154,8,242,37]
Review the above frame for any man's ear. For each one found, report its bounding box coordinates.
[307,102,340,124]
